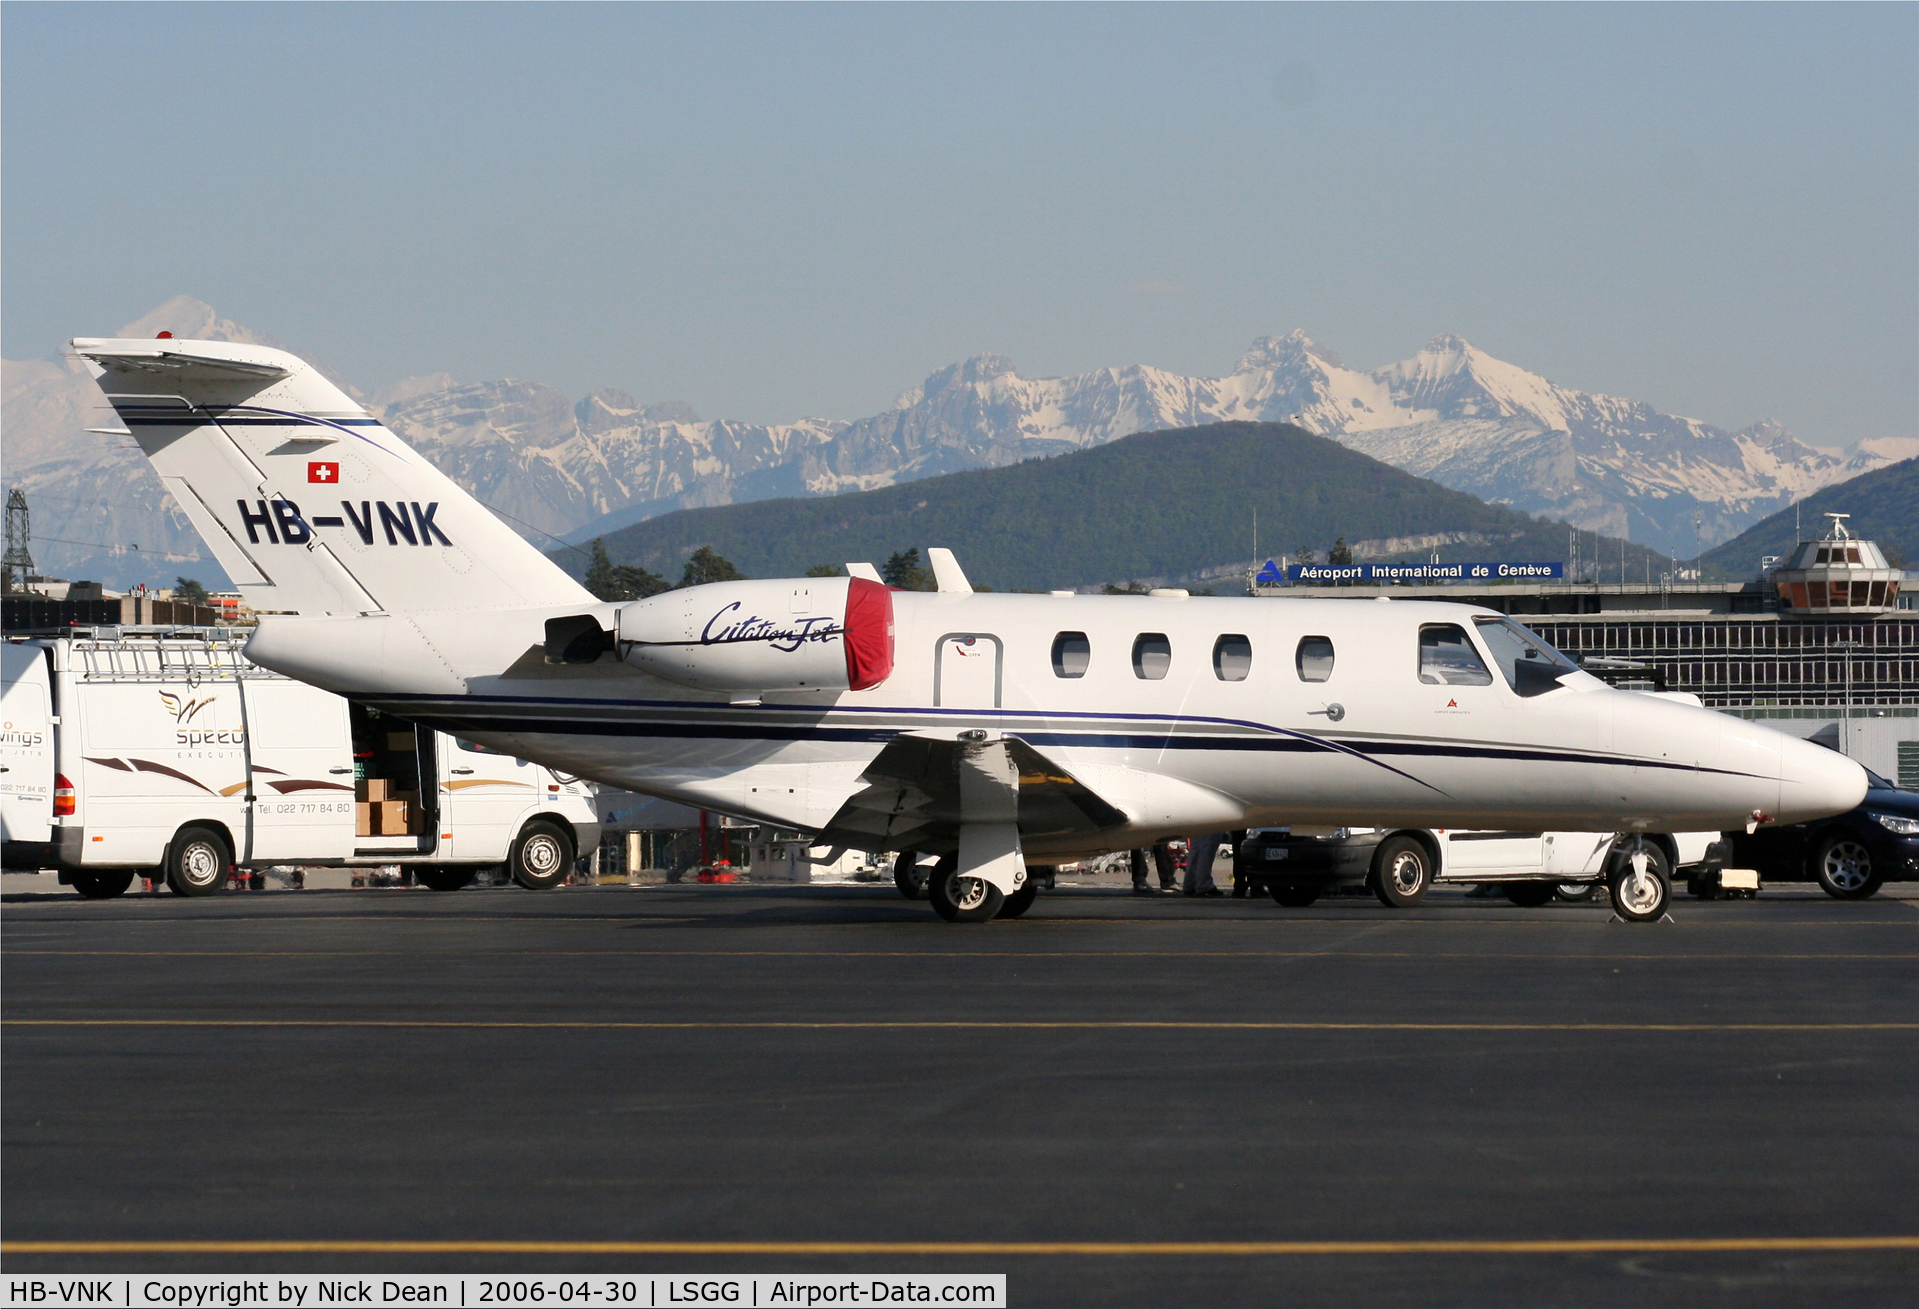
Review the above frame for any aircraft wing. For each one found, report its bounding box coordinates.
[815,731,1129,852]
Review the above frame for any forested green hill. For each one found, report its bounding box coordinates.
[1700,458,1918,578]
[561,421,1672,591]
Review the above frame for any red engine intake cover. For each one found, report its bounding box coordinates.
[842,577,895,690]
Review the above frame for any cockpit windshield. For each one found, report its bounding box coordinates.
[1473,617,1580,697]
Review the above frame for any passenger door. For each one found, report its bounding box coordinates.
[935,633,1003,711]
[440,734,541,861]
[1,646,54,845]
[241,679,355,863]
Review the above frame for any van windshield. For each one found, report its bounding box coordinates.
[1473,617,1579,697]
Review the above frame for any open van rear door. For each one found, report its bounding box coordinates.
[1,644,55,850]
[240,679,355,863]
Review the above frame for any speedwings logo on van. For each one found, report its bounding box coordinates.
[160,691,242,746]
[233,499,453,547]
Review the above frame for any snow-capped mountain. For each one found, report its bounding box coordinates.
[2,299,1892,589]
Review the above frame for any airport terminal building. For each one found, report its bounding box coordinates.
[1258,519,1919,783]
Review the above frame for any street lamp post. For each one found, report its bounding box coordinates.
[1834,636,1863,756]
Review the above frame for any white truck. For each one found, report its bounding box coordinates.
[1,628,599,897]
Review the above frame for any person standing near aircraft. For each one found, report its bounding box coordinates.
[1129,843,1178,895]
[1185,832,1227,897]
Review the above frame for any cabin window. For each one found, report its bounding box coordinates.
[1213,634,1252,682]
[1132,633,1171,680]
[1419,624,1493,686]
[1051,631,1091,679]
[1295,636,1335,683]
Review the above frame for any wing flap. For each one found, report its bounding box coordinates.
[815,731,1129,852]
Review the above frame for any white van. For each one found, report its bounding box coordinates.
[1,628,599,897]
[1238,826,1730,920]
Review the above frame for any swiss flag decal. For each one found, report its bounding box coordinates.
[308,461,340,484]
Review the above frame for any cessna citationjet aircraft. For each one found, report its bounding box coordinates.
[72,336,1865,921]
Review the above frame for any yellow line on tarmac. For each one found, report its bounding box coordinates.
[6,1019,1916,1032]
[4,1237,1917,1257]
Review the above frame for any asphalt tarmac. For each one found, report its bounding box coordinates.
[4,881,1917,1307]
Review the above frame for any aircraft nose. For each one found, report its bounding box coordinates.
[1775,733,1868,825]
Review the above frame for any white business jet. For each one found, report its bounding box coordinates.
[72,336,1864,921]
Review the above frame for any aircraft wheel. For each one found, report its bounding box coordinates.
[1556,882,1598,902]
[927,855,1004,923]
[509,821,574,890]
[1370,836,1431,908]
[416,866,476,893]
[1269,884,1319,908]
[71,870,135,900]
[995,881,1039,919]
[165,826,232,897]
[1609,845,1671,922]
[893,851,927,899]
[1502,881,1557,908]
[1812,836,1881,900]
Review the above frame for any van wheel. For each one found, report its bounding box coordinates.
[1370,836,1431,907]
[893,851,927,899]
[1270,884,1319,907]
[1812,835,1881,900]
[416,866,476,893]
[71,870,135,900]
[165,827,231,897]
[995,881,1039,919]
[1502,881,1556,907]
[927,855,1004,922]
[508,821,574,890]
[1556,882,1598,902]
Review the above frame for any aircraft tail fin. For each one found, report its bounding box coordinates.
[72,337,591,617]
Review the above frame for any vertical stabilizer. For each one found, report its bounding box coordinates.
[71,337,592,617]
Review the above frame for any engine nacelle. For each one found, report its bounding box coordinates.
[615,576,894,693]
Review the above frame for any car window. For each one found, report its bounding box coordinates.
[1418,624,1493,686]
[1296,636,1334,683]
[1051,631,1090,679]
[1213,634,1252,682]
[1133,633,1171,680]
[1472,616,1577,697]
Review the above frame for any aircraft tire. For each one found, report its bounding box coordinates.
[1370,836,1431,908]
[893,851,927,899]
[1269,884,1319,908]
[417,866,477,893]
[927,856,1004,923]
[165,826,232,897]
[71,869,135,900]
[995,881,1039,919]
[1501,881,1557,907]
[508,821,574,890]
[1608,846,1671,922]
[1812,835,1881,900]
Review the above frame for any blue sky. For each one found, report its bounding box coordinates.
[5,3,1914,448]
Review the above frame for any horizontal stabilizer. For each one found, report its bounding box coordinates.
[71,342,290,381]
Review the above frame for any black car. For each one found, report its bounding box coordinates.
[1726,767,1919,899]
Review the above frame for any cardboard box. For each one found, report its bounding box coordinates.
[355,802,374,837]
[359,778,390,802]
[374,799,409,835]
